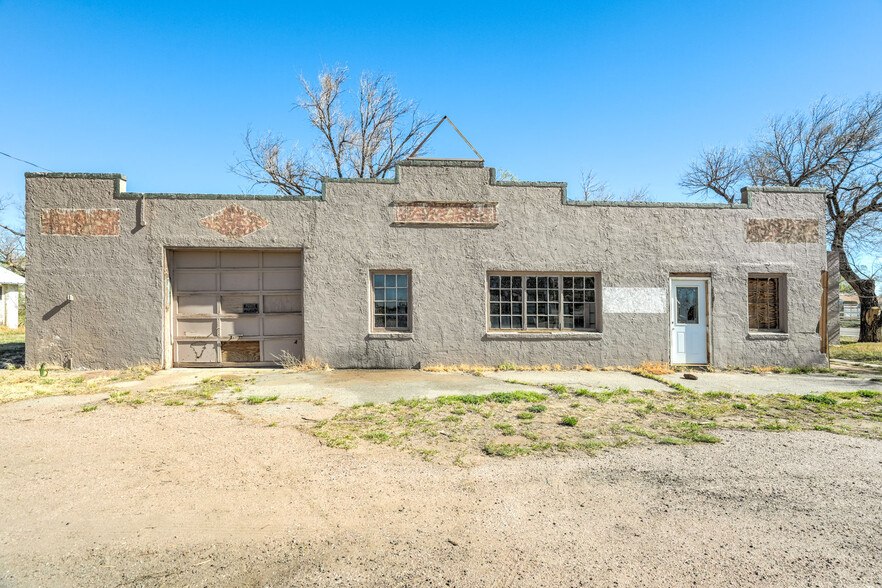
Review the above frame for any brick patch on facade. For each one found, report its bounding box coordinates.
[40,209,120,236]
[745,218,821,244]
[393,201,498,226]
[200,204,268,239]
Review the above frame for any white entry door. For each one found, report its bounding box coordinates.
[670,278,709,365]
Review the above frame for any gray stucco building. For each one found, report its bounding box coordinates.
[25,159,830,369]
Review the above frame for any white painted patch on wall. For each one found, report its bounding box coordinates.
[603,287,667,314]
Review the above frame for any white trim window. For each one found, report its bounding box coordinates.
[371,271,412,332]
[488,273,599,331]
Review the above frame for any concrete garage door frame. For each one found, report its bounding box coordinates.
[163,248,304,368]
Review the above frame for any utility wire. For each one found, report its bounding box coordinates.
[0,150,53,172]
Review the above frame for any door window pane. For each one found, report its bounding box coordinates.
[676,287,699,324]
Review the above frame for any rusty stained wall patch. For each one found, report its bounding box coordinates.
[200,204,268,239]
[393,201,498,227]
[745,218,821,244]
[40,209,120,236]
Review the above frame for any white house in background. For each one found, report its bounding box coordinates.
[0,267,24,329]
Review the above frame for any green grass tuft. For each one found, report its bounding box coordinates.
[246,395,279,404]
[801,394,836,406]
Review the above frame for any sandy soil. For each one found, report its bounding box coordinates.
[0,396,880,587]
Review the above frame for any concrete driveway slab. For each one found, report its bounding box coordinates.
[661,371,882,396]
[114,367,547,407]
[481,369,670,391]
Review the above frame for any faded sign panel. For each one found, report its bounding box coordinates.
[603,287,667,314]
[40,209,120,236]
[745,218,821,243]
[200,204,268,239]
[394,201,498,226]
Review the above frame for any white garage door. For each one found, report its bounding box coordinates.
[171,249,303,366]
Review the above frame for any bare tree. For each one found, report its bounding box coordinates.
[681,95,882,342]
[580,170,650,202]
[232,66,436,196]
[0,194,25,275]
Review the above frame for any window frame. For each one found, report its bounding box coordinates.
[486,271,601,333]
[369,270,413,333]
[747,273,787,333]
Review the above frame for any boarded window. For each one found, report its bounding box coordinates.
[488,273,598,331]
[748,277,780,330]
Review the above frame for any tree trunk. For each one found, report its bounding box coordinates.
[856,280,882,343]
[832,246,881,343]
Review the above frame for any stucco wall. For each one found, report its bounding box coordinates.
[25,162,828,369]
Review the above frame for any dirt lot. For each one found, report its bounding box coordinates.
[1,394,881,587]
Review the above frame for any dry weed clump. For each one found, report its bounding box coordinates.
[422,363,597,375]
[275,350,332,372]
[636,361,675,375]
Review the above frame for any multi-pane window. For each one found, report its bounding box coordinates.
[489,274,598,331]
[748,276,781,331]
[372,272,410,331]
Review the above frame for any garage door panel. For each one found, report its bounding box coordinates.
[220,294,260,314]
[264,294,302,313]
[264,338,302,362]
[220,251,260,268]
[264,314,303,336]
[174,250,217,268]
[263,271,301,291]
[177,294,216,315]
[177,318,215,337]
[219,317,260,337]
[263,251,302,268]
[220,271,259,291]
[177,341,218,363]
[176,271,216,292]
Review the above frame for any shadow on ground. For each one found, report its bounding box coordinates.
[0,342,24,368]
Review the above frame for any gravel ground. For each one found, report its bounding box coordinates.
[1,397,880,587]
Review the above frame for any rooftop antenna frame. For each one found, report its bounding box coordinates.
[405,115,483,161]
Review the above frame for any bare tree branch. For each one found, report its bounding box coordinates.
[0,194,25,275]
[679,146,746,204]
[232,66,436,196]
[580,170,650,202]
[682,94,882,341]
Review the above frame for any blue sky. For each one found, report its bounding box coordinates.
[2,0,882,204]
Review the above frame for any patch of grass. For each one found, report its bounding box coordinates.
[659,437,687,445]
[245,395,279,404]
[361,431,390,443]
[493,423,516,436]
[802,394,837,406]
[549,385,567,394]
[81,405,97,412]
[436,390,546,405]
[857,390,880,398]
[830,341,882,363]
[483,442,532,457]
[164,400,184,406]
[703,391,732,399]
[308,368,882,464]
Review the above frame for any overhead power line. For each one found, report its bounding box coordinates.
[0,150,53,172]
